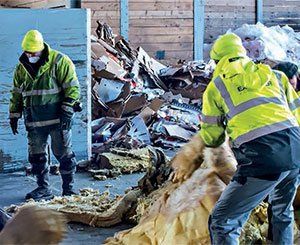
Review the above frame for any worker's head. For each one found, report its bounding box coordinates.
[21,30,45,63]
[210,33,247,62]
[274,62,299,89]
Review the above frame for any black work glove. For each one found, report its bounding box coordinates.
[60,106,74,130]
[10,118,19,135]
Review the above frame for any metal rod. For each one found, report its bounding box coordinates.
[194,0,205,60]
[120,0,129,40]
[256,0,263,23]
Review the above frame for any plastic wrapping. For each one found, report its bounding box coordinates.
[232,23,300,65]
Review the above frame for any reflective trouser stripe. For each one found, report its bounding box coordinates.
[62,80,80,89]
[288,98,300,111]
[22,87,61,97]
[233,119,298,147]
[202,115,223,124]
[214,76,286,119]
[9,112,21,118]
[26,119,60,127]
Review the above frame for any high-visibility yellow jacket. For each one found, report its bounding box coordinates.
[200,55,300,148]
[9,43,80,129]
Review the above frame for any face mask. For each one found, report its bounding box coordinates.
[28,56,40,63]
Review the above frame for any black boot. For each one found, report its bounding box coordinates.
[26,168,54,201]
[61,173,77,196]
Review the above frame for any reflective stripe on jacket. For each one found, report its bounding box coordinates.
[9,43,80,128]
[200,56,300,147]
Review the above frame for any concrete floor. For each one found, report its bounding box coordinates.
[0,171,143,244]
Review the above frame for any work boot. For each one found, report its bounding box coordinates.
[26,169,54,201]
[61,173,77,196]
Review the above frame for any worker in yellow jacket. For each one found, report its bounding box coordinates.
[9,30,81,200]
[173,33,300,244]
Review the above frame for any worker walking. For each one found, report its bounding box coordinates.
[173,33,300,244]
[9,30,81,200]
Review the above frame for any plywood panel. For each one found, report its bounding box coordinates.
[0,9,91,172]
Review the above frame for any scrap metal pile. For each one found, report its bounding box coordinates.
[91,22,214,170]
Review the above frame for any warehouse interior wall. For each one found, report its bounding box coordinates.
[0,9,91,172]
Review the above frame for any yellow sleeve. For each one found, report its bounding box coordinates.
[199,80,226,147]
[281,72,300,125]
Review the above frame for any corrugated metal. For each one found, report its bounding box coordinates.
[0,9,91,172]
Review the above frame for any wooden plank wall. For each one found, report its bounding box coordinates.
[81,0,256,64]
[81,0,120,35]
[205,0,256,43]
[129,0,193,63]
[82,0,299,63]
[263,0,300,31]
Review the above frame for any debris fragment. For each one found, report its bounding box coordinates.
[93,175,107,181]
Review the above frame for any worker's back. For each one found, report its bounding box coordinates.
[201,55,300,177]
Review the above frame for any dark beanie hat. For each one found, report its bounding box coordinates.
[273,62,298,79]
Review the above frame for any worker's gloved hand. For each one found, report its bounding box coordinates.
[9,118,19,135]
[171,134,205,183]
[60,105,74,130]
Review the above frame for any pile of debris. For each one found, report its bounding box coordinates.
[204,23,300,66]
[10,141,300,244]
[6,188,141,228]
[234,23,300,66]
[91,22,214,170]
[89,147,151,181]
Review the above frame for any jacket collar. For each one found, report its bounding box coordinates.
[19,43,51,79]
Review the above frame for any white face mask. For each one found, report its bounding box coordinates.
[28,56,40,63]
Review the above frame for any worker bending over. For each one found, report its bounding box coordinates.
[173,33,300,244]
